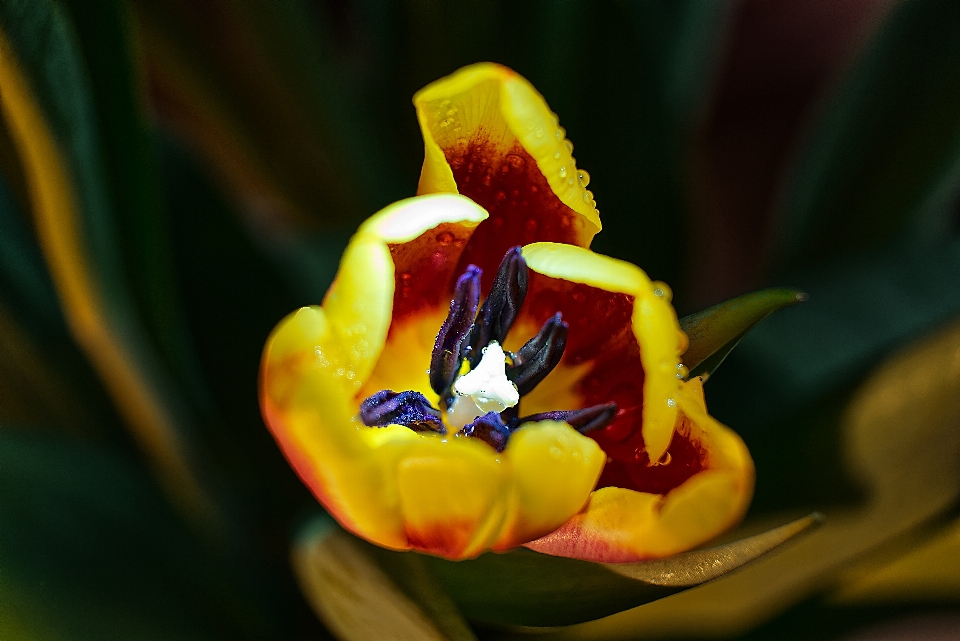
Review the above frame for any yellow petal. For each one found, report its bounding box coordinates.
[394,436,509,559]
[525,379,753,562]
[414,63,600,246]
[522,242,683,461]
[496,421,605,547]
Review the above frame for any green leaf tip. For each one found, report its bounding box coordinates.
[681,287,807,380]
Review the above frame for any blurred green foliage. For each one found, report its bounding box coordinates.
[2,0,959,639]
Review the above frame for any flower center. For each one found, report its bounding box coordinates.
[358,246,617,451]
[448,341,519,428]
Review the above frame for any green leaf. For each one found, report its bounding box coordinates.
[680,287,806,379]
[402,513,820,628]
[0,0,218,523]
[776,0,960,268]
[0,429,279,641]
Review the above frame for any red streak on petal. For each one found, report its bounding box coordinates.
[405,519,477,559]
[447,140,586,290]
[520,271,706,495]
[388,221,473,326]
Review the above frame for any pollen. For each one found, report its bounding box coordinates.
[448,341,519,426]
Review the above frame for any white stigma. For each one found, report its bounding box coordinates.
[448,341,519,428]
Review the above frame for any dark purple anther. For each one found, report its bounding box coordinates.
[430,266,481,396]
[517,402,618,434]
[466,247,528,366]
[507,313,568,396]
[459,412,512,452]
[360,390,445,433]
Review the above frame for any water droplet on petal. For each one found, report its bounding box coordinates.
[567,176,575,186]
[565,140,574,153]
[436,231,454,245]
[494,190,507,204]
[555,127,565,140]
[440,118,454,128]
[653,287,664,297]
[506,154,525,169]
[666,397,677,408]
[534,127,545,139]
[446,107,458,117]
[558,165,568,179]
[525,218,539,234]
[577,169,591,186]
[553,150,561,160]
[582,190,594,204]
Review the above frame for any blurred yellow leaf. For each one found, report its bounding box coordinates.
[293,518,477,641]
[832,516,960,604]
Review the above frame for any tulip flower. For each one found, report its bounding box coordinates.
[259,63,753,562]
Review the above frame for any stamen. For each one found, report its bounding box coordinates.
[430,266,481,396]
[465,246,527,366]
[507,313,568,396]
[459,411,512,452]
[516,402,618,434]
[360,390,445,434]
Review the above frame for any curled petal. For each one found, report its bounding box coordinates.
[520,242,684,462]
[414,63,600,279]
[524,378,754,562]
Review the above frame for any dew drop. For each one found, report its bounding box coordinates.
[633,447,646,462]
[653,287,664,297]
[582,190,594,204]
[564,140,574,153]
[553,150,561,160]
[399,272,412,282]
[558,165,568,179]
[676,364,689,379]
[555,127,565,140]
[666,397,677,408]
[482,173,493,187]
[506,154,525,169]
[560,213,572,228]
[445,106,458,117]
[534,127,545,139]
[657,451,672,466]
[440,118,454,129]
[525,218,539,234]
[435,231,454,245]
[567,176,575,186]
[572,290,586,303]
[494,190,507,204]
[529,184,539,194]
[577,169,591,187]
